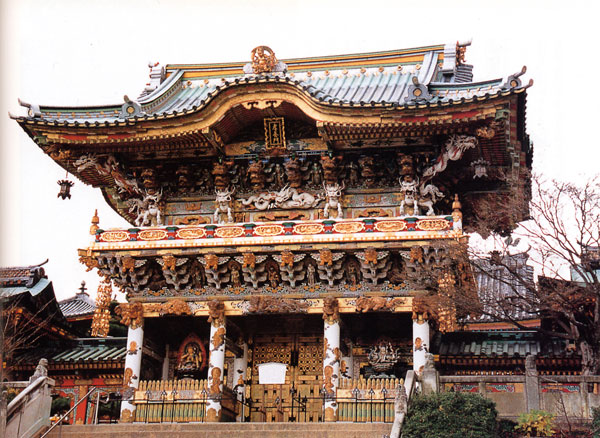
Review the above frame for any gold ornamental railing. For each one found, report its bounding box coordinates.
[133,379,209,423]
[337,377,401,422]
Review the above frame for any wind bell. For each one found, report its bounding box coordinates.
[57,171,74,200]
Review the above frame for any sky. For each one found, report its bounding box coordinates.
[1,0,599,301]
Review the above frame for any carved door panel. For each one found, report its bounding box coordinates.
[250,334,323,422]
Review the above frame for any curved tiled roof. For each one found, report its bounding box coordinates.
[13,42,532,125]
[59,291,96,318]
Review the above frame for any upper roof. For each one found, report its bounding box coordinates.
[13,41,532,125]
[0,260,50,298]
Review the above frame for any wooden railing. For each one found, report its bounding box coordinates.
[337,377,401,422]
[133,379,209,423]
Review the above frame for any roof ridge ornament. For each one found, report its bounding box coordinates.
[501,66,527,90]
[244,46,287,75]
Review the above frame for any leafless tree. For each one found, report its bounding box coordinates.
[0,295,59,383]
[463,175,600,374]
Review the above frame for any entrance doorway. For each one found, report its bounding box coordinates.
[250,333,323,422]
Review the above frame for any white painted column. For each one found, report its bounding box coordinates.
[206,312,226,422]
[120,322,144,422]
[323,299,341,422]
[161,344,170,380]
[233,342,248,391]
[233,342,248,422]
[412,313,430,376]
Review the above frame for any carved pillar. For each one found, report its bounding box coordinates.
[118,304,144,423]
[233,341,248,422]
[206,301,226,422]
[323,298,340,422]
[412,312,430,376]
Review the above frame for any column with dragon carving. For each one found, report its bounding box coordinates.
[322,298,341,421]
[205,300,226,422]
[412,310,430,376]
[116,303,144,422]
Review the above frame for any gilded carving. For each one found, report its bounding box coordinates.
[364,248,378,265]
[410,247,424,264]
[323,297,340,324]
[115,303,144,329]
[251,46,277,74]
[319,250,333,266]
[246,296,308,314]
[207,300,225,326]
[324,407,336,422]
[127,341,137,355]
[356,296,404,313]
[323,365,335,395]
[211,327,226,350]
[242,253,256,269]
[122,256,136,273]
[205,407,220,422]
[123,367,135,386]
[161,254,176,271]
[205,254,219,271]
[210,367,222,395]
[79,255,99,272]
[120,408,133,423]
[281,251,294,267]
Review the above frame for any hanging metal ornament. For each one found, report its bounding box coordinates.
[57,171,74,199]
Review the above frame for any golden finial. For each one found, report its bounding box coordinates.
[90,209,99,235]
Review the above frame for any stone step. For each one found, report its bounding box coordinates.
[47,422,392,438]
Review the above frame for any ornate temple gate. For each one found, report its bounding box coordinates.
[250,334,323,422]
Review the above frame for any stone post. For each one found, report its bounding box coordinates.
[206,301,226,422]
[412,312,430,375]
[322,298,341,422]
[118,303,144,423]
[524,354,540,412]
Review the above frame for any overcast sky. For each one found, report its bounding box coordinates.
[1,0,599,301]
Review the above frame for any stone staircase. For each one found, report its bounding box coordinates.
[46,422,391,438]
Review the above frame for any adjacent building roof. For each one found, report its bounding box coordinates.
[58,281,96,319]
[12,337,127,369]
[12,41,531,125]
[0,260,49,296]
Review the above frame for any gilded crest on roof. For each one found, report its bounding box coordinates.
[251,46,277,74]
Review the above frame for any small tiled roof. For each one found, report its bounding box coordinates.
[13,337,127,367]
[59,291,96,318]
[0,260,48,289]
[435,331,577,358]
[13,42,531,125]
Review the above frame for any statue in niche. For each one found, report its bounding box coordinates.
[345,260,361,286]
[306,262,317,287]
[179,344,202,370]
[176,334,206,378]
[267,264,281,288]
[230,265,242,287]
[273,163,286,189]
[307,161,323,187]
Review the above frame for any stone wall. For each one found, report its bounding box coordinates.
[439,374,600,420]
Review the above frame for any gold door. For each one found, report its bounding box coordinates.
[250,334,323,422]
